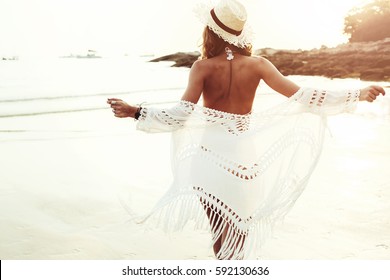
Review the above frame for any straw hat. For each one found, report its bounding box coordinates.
[194,0,253,48]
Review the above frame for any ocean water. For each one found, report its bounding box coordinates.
[1,56,389,115]
[0,56,189,118]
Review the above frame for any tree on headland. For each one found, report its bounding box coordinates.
[344,0,390,42]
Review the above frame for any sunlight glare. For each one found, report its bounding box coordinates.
[0,0,376,57]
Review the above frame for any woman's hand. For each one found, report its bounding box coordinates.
[107,98,138,118]
[359,85,386,102]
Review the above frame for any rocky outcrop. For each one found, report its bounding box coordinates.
[149,52,200,67]
[150,38,390,81]
[256,38,390,81]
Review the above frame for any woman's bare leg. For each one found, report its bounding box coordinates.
[205,207,223,256]
[201,197,246,259]
[220,226,246,260]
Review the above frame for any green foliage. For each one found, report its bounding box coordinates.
[344,0,390,42]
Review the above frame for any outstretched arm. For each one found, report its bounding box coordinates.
[107,60,205,132]
[258,57,386,113]
[259,57,300,97]
[107,98,194,133]
[107,59,205,119]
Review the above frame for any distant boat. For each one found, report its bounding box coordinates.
[1,56,18,61]
[61,50,101,59]
[77,50,101,59]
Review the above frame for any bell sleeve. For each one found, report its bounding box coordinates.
[136,100,194,133]
[291,87,360,115]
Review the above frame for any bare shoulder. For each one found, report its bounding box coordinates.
[249,55,272,66]
[190,58,210,74]
[192,58,212,68]
[250,55,280,75]
[244,55,270,74]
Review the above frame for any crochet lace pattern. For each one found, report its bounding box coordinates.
[134,87,360,259]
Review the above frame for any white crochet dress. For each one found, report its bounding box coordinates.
[135,88,360,259]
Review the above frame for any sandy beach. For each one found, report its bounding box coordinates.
[1,92,389,260]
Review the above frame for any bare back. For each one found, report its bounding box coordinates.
[180,53,300,115]
[200,54,261,114]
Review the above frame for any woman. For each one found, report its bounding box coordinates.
[107,0,385,260]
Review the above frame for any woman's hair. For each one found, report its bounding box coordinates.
[201,27,252,59]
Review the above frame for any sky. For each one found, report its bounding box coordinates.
[0,0,372,58]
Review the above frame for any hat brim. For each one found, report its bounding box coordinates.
[193,1,253,48]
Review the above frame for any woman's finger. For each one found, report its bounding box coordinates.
[114,111,123,118]
[114,112,126,118]
[370,88,380,96]
[369,92,377,100]
[107,98,123,105]
[371,85,385,95]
